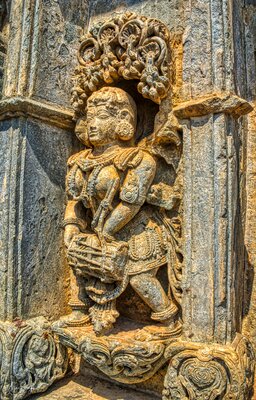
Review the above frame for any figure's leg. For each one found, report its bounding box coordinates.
[56,269,90,327]
[130,270,178,323]
[69,269,89,306]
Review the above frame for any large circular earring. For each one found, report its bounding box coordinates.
[75,118,91,147]
[118,121,134,141]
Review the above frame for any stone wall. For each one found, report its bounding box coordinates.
[0,0,255,399]
[0,0,90,322]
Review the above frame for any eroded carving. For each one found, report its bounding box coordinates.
[53,10,256,400]
[79,337,165,383]
[0,318,68,400]
[71,11,171,119]
[53,321,171,385]
[163,335,255,400]
[63,85,182,335]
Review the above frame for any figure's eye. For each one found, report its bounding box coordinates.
[97,112,110,119]
[87,112,94,119]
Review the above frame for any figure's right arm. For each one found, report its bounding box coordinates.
[63,200,87,248]
[64,153,89,247]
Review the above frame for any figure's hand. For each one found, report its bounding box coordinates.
[64,225,80,248]
[147,184,163,202]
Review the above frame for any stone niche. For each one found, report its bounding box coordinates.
[0,0,256,399]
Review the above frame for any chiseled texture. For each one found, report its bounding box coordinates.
[243,2,256,352]
[3,0,89,107]
[30,374,159,400]
[0,0,255,399]
[0,118,80,321]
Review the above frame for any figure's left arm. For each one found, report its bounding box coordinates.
[102,152,156,238]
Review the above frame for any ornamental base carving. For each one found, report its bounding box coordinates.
[0,317,68,400]
[53,320,254,400]
[163,335,255,400]
[53,317,182,385]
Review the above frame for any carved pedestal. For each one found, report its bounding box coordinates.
[53,321,254,400]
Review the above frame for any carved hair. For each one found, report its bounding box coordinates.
[89,87,137,123]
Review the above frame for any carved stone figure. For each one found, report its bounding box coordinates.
[62,86,182,335]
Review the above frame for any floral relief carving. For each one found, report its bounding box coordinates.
[0,319,68,400]
[71,11,171,119]
[163,336,255,400]
[79,337,166,383]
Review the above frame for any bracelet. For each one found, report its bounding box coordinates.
[62,218,87,232]
[102,232,115,242]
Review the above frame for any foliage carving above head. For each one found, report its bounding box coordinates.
[71,12,171,119]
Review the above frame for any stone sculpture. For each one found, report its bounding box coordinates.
[61,12,183,337]
[1,0,256,398]
[63,86,182,335]
[50,12,256,400]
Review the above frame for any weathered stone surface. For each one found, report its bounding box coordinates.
[182,112,243,344]
[89,0,184,31]
[50,8,254,400]
[0,97,74,129]
[242,3,256,358]
[30,374,158,400]
[163,335,255,400]
[0,317,68,400]
[3,0,89,108]
[0,118,79,321]
[173,92,253,119]
[0,0,255,399]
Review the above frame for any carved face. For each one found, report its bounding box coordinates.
[86,102,117,146]
[84,87,137,147]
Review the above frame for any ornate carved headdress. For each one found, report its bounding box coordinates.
[71,12,171,119]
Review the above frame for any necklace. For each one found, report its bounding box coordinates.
[77,146,120,172]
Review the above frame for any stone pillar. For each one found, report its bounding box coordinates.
[241,1,256,350]
[174,0,252,345]
[0,0,89,398]
[177,101,250,344]
[0,0,89,322]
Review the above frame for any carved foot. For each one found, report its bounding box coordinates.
[151,302,179,324]
[54,310,90,328]
[139,319,182,341]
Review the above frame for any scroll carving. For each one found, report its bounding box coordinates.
[79,337,165,383]
[71,11,171,119]
[163,336,255,400]
[12,325,67,399]
[0,318,68,400]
